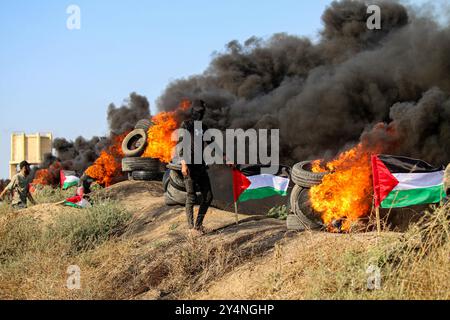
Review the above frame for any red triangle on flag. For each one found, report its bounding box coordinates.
[232,169,251,202]
[372,155,399,207]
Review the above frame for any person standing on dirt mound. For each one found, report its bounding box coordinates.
[0,161,36,209]
[179,100,214,236]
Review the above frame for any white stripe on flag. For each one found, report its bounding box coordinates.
[64,175,80,183]
[393,171,444,191]
[247,174,289,192]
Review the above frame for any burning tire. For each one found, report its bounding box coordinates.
[121,129,148,157]
[291,161,329,188]
[131,171,161,181]
[289,185,323,230]
[122,157,160,172]
[135,119,153,131]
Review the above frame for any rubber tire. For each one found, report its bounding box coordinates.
[286,214,306,231]
[165,193,181,206]
[170,170,186,190]
[165,182,202,206]
[135,119,153,131]
[122,157,160,172]
[291,161,329,188]
[162,170,170,192]
[131,171,160,181]
[165,183,187,205]
[290,185,323,230]
[166,162,181,171]
[121,129,148,158]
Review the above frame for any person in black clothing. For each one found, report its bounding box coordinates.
[179,100,213,235]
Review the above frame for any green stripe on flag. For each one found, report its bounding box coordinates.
[63,201,81,208]
[238,187,288,203]
[63,181,79,190]
[381,184,446,209]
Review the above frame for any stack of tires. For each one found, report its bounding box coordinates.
[163,163,202,206]
[287,161,329,231]
[121,119,161,181]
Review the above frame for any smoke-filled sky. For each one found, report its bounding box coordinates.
[0,0,445,178]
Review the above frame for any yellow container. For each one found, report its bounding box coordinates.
[9,133,53,178]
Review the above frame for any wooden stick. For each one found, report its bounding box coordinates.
[375,206,381,235]
[234,201,239,225]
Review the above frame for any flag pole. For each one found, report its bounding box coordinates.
[375,206,381,236]
[232,167,239,225]
[371,154,381,236]
[234,201,239,225]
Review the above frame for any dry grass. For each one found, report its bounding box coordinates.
[0,198,132,300]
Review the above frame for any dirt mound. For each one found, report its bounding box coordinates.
[189,231,400,299]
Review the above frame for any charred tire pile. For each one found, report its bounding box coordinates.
[163,166,202,206]
[287,161,329,231]
[121,119,161,181]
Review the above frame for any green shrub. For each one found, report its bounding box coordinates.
[33,185,75,204]
[45,201,131,254]
[267,205,288,220]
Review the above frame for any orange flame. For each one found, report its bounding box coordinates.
[85,133,127,187]
[142,99,191,163]
[32,161,62,187]
[141,111,179,163]
[309,144,382,232]
[85,99,190,186]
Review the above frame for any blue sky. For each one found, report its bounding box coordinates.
[0,0,432,179]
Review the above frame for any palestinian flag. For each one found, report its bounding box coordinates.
[64,195,91,209]
[372,155,445,209]
[60,170,80,190]
[233,167,289,203]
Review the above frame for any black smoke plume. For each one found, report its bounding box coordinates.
[46,92,151,174]
[156,0,450,166]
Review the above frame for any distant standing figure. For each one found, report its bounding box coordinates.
[0,161,36,209]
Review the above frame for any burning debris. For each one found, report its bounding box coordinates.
[141,100,190,163]
[31,161,63,188]
[84,99,190,186]
[310,144,380,232]
[85,133,128,187]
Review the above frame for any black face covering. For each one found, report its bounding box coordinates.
[191,110,205,121]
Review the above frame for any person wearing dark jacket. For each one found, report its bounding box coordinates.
[179,100,213,235]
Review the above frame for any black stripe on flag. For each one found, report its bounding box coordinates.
[378,155,444,174]
[236,164,289,177]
